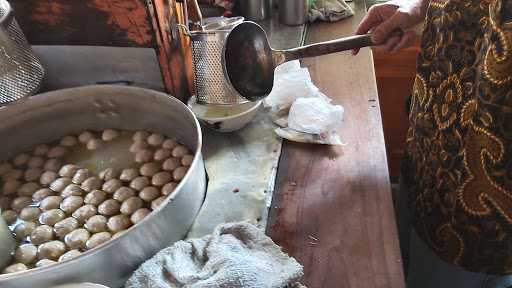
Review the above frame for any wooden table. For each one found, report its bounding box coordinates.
[267,1,405,287]
[29,1,404,286]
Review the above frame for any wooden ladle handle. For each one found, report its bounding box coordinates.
[280,29,404,64]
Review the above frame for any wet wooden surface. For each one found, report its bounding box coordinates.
[267,1,405,287]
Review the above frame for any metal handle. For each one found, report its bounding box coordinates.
[279,29,404,64]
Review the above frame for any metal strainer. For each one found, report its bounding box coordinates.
[188,17,247,105]
[0,0,44,105]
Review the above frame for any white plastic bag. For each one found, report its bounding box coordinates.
[263,60,346,146]
[288,97,344,135]
[264,62,319,113]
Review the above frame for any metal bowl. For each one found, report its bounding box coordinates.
[0,85,207,288]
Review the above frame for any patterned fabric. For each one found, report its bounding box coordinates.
[402,0,512,275]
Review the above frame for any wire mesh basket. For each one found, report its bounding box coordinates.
[0,0,44,105]
[188,17,247,105]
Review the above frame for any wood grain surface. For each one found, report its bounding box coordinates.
[373,44,420,180]
[267,2,405,287]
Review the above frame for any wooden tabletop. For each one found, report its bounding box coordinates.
[267,1,405,287]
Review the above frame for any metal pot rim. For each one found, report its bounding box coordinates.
[0,85,204,281]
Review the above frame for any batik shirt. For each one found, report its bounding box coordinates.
[402,0,512,274]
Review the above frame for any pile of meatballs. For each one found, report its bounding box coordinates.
[0,129,193,274]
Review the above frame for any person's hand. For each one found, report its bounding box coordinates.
[353,0,428,54]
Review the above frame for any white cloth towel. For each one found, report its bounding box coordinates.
[309,0,354,22]
[125,222,304,288]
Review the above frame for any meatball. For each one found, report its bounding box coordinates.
[171,145,189,158]
[102,129,119,141]
[85,232,112,250]
[11,197,32,212]
[59,249,82,262]
[40,196,63,211]
[47,146,68,158]
[161,182,178,196]
[129,141,148,153]
[153,148,172,161]
[13,153,30,167]
[81,177,103,192]
[134,149,153,163]
[111,231,125,240]
[60,196,84,214]
[60,135,78,147]
[33,144,50,157]
[35,259,56,267]
[64,229,90,250]
[39,171,58,186]
[72,169,91,185]
[102,179,123,194]
[61,184,85,197]
[99,168,119,181]
[31,225,54,245]
[140,162,160,177]
[130,208,151,225]
[38,240,67,260]
[113,187,136,202]
[86,138,103,151]
[132,131,149,142]
[18,182,40,197]
[84,190,108,206]
[139,186,160,202]
[3,169,23,181]
[2,263,28,274]
[162,158,180,171]
[39,209,66,226]
[50,177,72,193]
[98,199,121,216]
[120,197,143,215]
[78,131,94,143]
[173,167,188,181]
[59,164,80,178]
[14,222,36,241]
[54,217,79,239]
[0,163,12,176]
[107,215,131,233]
[85,215,108,233]
[147,133,164,146]
[43,158,62,172]
[15,244,38,265]
[32,188,55,202]
[19,207,42,222]
[1,210,17,225]
[120,168,138,182]
[27,156,45,169]
[181,155,194,167]
[152,172,172,187]
[129,176,150,191]
[162,139,178,150]
[2,180,21,196]
[72,204,97,222]
[151,196,166,210]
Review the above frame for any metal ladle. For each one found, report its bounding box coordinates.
[223,21,393,101]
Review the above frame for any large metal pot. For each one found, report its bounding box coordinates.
[0,85,207,288]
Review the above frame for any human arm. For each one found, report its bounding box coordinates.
[353,0,429,54]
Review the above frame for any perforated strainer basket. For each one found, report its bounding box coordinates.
[189,17,247,105]
[0,0,44,105]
